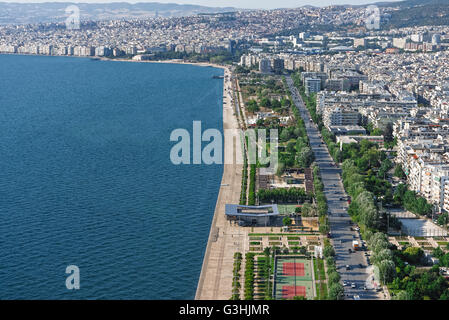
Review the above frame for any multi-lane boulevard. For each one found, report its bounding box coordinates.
[286,76,382,300]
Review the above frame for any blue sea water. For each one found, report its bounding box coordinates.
[0,54,223,299]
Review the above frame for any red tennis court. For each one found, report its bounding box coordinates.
[282,285,306,299]
[283,262,305,276]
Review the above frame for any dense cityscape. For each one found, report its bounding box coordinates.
[2,0,449,304]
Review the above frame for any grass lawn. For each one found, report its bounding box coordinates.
[249,233,318,237]
[317,259,325,280]
[278,204,300,215]
[320,282,328,300]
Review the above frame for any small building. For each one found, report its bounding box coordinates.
[225,204,279,226]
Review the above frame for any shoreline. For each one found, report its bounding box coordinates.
[99,57,228,70]
[0,52,228,70]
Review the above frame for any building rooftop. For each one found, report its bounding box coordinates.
[225,204,279,217]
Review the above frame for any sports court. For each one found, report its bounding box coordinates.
[273,256,315,300]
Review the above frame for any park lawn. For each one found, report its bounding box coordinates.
[278,204,300,215]
[317,258,325,280]
[249,233,318,237]
[320,282,328,300]
[313,259,319,281]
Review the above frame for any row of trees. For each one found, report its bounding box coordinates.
[312,164,330,234]
[240,147,248,205]
[393,183,433,217]
[324,240,344,300]
[244,253,255,300]
[366,232,396,284]
[343,159,381,230]
[257,187,311,203]
[248,164,256,205]
[231,252,243,300]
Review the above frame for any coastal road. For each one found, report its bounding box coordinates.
[286,76,381,300]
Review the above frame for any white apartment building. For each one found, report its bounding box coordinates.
[323,106,360,129]
[305,78,321,95]
[397,137,449,212]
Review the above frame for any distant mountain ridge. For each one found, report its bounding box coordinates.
[374,0,449,28]
[373,0,449,8]
[0,2,239,25]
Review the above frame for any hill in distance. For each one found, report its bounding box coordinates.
[0,2,239,25]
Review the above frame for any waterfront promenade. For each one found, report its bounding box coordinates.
[195,68,247,300]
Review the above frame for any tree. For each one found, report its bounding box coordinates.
[324,245,335,258]
[379,259,396,284]
[260,97,271,108]
[283,217,292,226]
[403,247,424,264]
[296,146,313,168]
[374,248,393,265]
[392,290,410,300]
[246,99,259,113]
[437,213,449,226]
[328,271,341,285]
[328,283,344,300]
[301,203,315,217]
[394,164,406,179]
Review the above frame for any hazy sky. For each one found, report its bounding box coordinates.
[0,0,402,10]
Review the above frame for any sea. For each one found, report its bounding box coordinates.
[0,54,224,299]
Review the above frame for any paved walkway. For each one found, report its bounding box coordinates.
[195,68,246,300]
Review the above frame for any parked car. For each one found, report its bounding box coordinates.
[351,283,356,289]
[353,295,360,300]
[346,265,350,270]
